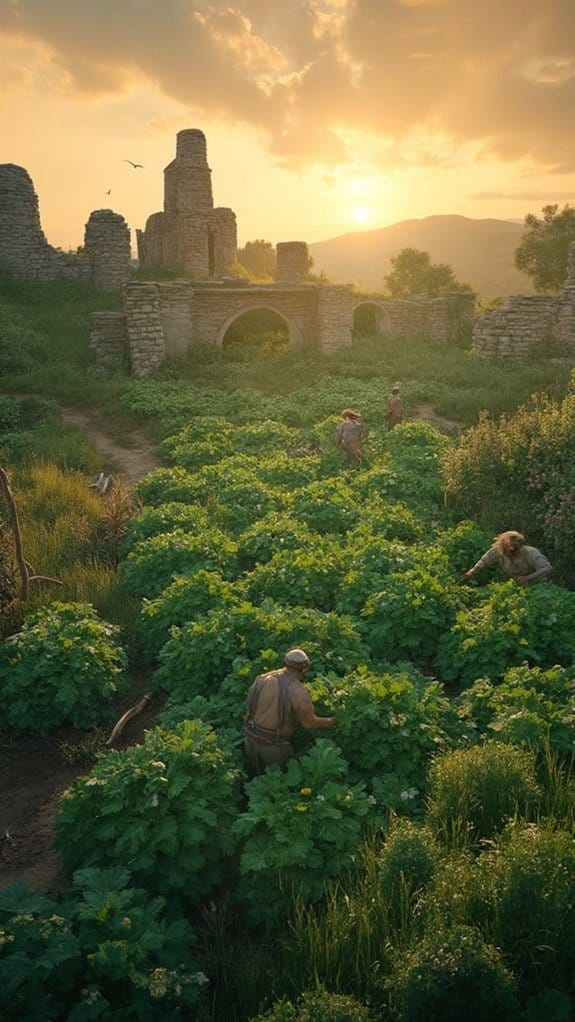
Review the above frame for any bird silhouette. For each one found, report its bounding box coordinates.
[122,159,144,169]
[105,188,112,195]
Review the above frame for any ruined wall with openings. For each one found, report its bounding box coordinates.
[136,129,237,278]
[0,164,132,290]
[472,242,575,360]
[353,291,475,345]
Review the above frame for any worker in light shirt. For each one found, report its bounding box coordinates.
[464,530,552,585]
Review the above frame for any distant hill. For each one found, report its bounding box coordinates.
[308,214,533,302]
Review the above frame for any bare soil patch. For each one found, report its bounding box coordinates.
[61,409,161,483]
[412,402,462,434]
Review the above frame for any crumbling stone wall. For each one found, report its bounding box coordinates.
[0,164,91,282]
[0,164,132,291]
[472,242,575,359]
[136,129,237,278]
[89,311,128,373]
[353,292,475,344]
[92,283,475,377]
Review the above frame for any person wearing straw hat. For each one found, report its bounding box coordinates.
[336,408,365,467]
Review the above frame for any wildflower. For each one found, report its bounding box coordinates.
[300,787,312,796]
[295,803,309,813]
[192,971,210,987]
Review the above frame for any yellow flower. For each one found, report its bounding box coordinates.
[300,787,312,796]
[295,803,309,812]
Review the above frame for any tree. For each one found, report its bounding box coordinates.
[384,248,474,298]
[236,239,276,280]
[514,204,575,293]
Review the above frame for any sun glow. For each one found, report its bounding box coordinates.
[349,205,372,223]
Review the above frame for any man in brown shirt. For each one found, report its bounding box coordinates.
[243,648,335,775]
[336,409,365,467]
[385,385,403,430]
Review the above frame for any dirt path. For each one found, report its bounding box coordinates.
[412,402,461,434]
[61,410,161,483]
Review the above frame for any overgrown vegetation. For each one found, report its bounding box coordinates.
[1,277,575,1021]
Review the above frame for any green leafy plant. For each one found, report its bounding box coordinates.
[291,478,361,535]
[122,501,210,553]
[361,567,459,663]
[436,581,575,687]
[244,542,346,612]
[121,528,238,598]
[153,600,368,703]
[236,512,318,571]
[324,669,455,813]
[455,664,575,756]
[234,740,371,928]
[336,536,417,617]
[55,721,241,903]
[0,602,128,735]
[134,466,199,506]
[137,569,244,664]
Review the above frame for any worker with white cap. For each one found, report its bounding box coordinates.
[243,648,335,775]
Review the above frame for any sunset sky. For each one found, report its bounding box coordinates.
[1,0,575,253]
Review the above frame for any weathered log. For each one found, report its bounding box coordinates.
[106,692,152,746]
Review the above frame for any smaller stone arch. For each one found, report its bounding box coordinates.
[352,299,392,338]
[216,303,305,349]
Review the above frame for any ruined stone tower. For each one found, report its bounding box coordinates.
[136,129,237,278]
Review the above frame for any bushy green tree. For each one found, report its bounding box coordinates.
[384,248,474,299]
[515,203,575,292]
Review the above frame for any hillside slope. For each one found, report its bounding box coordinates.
[309,214,532,301]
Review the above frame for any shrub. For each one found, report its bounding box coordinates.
[375,818,440,931]
[0,602,128,735]
[121,529,238,598]
[137,570,244,664]
[351,498,425,544]
[234,741,371,928]
[233,420,298,457]
[387,925,521,1022]
[467,823,575,992]
[153,601,368,703]
[336,536,417,617]
[0,868,206,1021]
[255,452,320,489]
[435,581,575,686]
[431,520,494,576]
[291,478,361,534]
[122,502,210,553]
[236,513,318,571]
[135,466,199,506]
[55,721,241,903]
[325,670,454,813]
[244,542,346,612]
[160,415,234,468]
[361,567,459,663]
[455,664,575,756]
[210,476,280,535]
[250,988,372,1022]
[426,742,540,847]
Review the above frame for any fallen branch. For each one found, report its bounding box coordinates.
[106,692,152,746]
[0,465,63,602]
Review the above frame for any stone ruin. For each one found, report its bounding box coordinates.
[136,129,237,278]
[0,163,132,291]
[471,241,575,360]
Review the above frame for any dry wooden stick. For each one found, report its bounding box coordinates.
[0,465,62,601]
[106,692,153,746]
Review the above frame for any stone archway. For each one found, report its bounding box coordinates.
[352,300,392,338]
[216,303,306,349]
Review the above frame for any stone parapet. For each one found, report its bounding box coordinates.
[276,242,310,283]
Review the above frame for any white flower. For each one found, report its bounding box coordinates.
[151,793,159,807]
[192,971,210,987]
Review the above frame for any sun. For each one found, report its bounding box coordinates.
[349,205,372,224]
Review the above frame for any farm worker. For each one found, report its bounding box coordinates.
[243,648,335,776]
[336,408,365,467]
[385,384,403,430]
[464,530,552,585]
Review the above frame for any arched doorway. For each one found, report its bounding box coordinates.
[352,301,391,340]
[217,305,304,352]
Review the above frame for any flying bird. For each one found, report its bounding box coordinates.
[122,159,144,169]
[105,188,111,195]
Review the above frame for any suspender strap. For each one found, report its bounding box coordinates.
[247,671,295,740]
